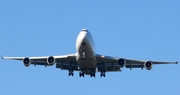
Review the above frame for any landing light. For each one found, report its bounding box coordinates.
[101,56,105,58]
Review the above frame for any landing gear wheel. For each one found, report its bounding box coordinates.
[79,72,84,77]
[68,70,74,76]
[72,73,74,76]
[69,73,72,76]
[100,73,105,77]
[79,72,81,77]
[82,72,84,77]
[68,72,74,76]
[90,72,95,78]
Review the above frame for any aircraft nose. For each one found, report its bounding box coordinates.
[81,29,89,32]
[79,31,88,43]
[79,29,90,42]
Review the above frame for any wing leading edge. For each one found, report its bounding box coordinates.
[2,54,79,69]
[1,53,178,75]
[96,54,178,71]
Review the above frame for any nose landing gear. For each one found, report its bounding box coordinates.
[81,51,86,60]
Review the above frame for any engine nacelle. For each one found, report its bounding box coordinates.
[23,57,31,67]
[47,56,55,65]
[144,61,153,70]
[118,58,126,68]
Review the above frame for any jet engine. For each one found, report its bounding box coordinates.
[23,57,31,67]
[47,56,55,65]
[144,61,153,70]
[118,58,126,68]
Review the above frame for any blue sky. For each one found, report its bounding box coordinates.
[0,1,180,95]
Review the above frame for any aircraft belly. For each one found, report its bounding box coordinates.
[76,31,97,74]
[78,60,96,74]
[78,59,96,68]
[78,52,96,74]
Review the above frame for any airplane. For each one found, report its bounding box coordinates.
[2,29,178,77]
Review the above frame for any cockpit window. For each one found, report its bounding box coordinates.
[82,29,89,32]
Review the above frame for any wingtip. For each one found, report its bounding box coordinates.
[176,62,178,64]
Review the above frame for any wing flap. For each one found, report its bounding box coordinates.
[97,62,121,72]
[56,62,79,71]
[31,60,47,66]
[126,64,144,69]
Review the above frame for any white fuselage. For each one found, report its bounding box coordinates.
[75,29,96,74]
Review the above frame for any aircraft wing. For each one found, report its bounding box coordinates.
[2,54,80,71]
[96,54,178,71]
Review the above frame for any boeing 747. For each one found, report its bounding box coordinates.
[2,29,178,77]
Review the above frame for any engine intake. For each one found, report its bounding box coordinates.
[144,61,153,70]
[47,56,55,65]
[23,57,31,67]
[118,58,126,68]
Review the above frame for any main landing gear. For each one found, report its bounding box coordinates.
[79,69,95,78]
[100,69,106,77]
[90,69,96,78]
[79,72,85,77]
[68,71,106,77]
[90,72,95,77]
[68,68,106,77]
[100,73,105,77]
[68,70,74,76]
